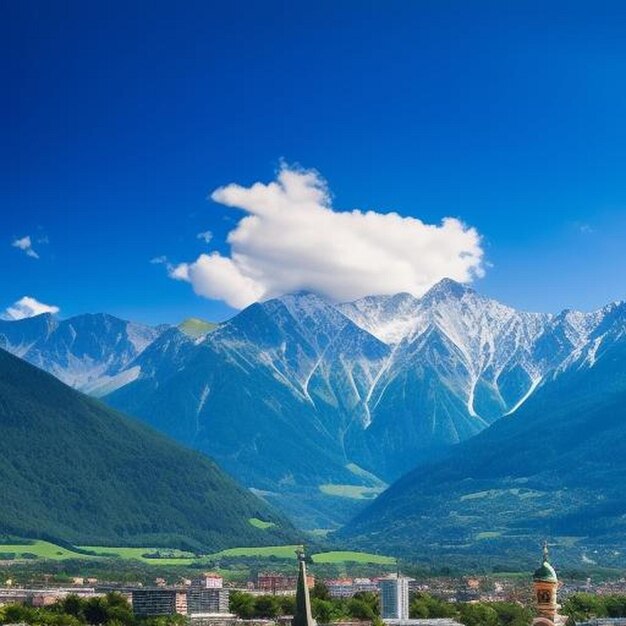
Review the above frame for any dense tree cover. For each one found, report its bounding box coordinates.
[409,593,532,626]
[562,592,626,624]
[229,588,379,623]
[229,586,533,626]
[0,348,298,550]
[0,593,185,626]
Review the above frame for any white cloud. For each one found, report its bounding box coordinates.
[170,166,485,309]
[2,296,60,321]
[12,235,39,259]
[197,230,213,243]
[150,255,169,265]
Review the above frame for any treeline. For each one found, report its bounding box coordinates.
[0,592,184,626]
[230,584,534,626]
[562,593,626,624]
[230,587,382,624]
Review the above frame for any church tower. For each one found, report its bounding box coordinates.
[532,542,565,626]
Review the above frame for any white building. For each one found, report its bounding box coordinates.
[379,574,410,621]
[195,573,223,589]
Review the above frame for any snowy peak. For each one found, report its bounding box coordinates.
[338,292,421,345]
[420,277,477,302]
[276,291,348,331]
[0,312,59,356]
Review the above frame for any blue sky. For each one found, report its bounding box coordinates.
[2,0,626,324]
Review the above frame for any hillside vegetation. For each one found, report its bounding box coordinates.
[0,348,298,550]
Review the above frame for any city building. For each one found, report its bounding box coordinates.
[194,573,224,589]
[379,574,410,621]
[131,588,188,617]
[258,572,314,594]
[187,586,230,614]
[326,578,379,598]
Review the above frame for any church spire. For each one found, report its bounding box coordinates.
[532,542,563,625]
[292,547,316,626]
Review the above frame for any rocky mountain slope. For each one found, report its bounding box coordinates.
[338,301,626,567]
[0,313,163,395]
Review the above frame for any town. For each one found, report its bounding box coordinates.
[2,548,626,626]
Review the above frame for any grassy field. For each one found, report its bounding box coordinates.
[0,540,97,561]
[81,546,198,565]
[319,484,384,500]
[212,544,301,559]
[0,540,394,567]
[312,551,395,564]
[248,517,277,530]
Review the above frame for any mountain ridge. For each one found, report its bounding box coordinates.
[3,280,625,529]
[337,310,626,566]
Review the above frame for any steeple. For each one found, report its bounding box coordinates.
[532,542,564,626]
[292,547,316,626]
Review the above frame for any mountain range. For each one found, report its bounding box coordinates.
[0,347,297,550]
[339,299,626,567]
[2,279,624,532]
[0,312,163,396]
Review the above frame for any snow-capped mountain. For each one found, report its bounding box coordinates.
[106,281,626,526]
[339,300,626,566]
[0,313,164,393]
[4,280,624,528]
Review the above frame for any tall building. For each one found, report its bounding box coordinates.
[379,574,410,621]
[187,586,229,614]
[131,588,188,617]
[532,543,567,626]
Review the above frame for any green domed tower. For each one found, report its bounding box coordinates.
[532,543,563,626]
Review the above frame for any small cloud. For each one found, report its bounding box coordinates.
[150,255,168,265]
[572,221,594,235]
[2,296,60,321]
[12,235,39,259]
[197,230,213,243]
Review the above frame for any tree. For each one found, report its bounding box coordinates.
[229,591,256,619]
[278,595,297,616]
[459,603,498,626]
[491,601,533,626]
[58,594,84,619]
[409,593,458,619]
[346,598,375,621]
[312,599,339,624]
[311,580,331,601]
[254,595,281,618]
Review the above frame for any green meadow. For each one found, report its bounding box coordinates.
[0,540,393,567]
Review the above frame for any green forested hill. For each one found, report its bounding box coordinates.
[0,348,299,550]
